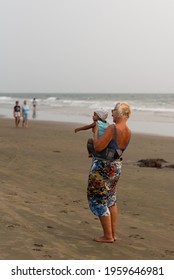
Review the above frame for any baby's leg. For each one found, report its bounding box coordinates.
[87,138,94,157]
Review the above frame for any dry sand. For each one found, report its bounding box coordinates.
[0,118,174,260]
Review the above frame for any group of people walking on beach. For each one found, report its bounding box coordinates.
[13,98,37,128]
[75,102,131,243]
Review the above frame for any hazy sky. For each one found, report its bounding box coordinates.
[1,0,174,94]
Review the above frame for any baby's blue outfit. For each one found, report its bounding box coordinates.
[92,120,109,139]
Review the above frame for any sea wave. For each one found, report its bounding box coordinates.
[0,93,174,114]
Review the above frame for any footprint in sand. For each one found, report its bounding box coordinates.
[47,226,54,229]
[34,243,44,247]
[32,248,41,251]
[165,250,174,255]
[8,192,17,196]
[7,223,20,228]
[60,210,68,214]
[129,234,144,239]
[80,221,89,224]
[32,243,44,251]
[73,200,81,203]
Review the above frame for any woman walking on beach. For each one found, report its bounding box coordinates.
[87,102,131,243]
[21,100,30,128]
[13,101,21,128]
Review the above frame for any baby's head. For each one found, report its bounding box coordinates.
[94,108,108,122]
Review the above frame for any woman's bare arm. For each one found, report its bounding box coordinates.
[93,124,114,151]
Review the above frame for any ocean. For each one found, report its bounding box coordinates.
[0,93,174,137]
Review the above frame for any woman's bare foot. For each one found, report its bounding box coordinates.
[93,236,114,243]
[113,236,117,241]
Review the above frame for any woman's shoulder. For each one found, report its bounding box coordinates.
[104,123,115,136]
[107,123,115,131]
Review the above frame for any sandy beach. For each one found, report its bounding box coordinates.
[0,118,174,260]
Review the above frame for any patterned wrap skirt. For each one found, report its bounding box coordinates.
[87,158,122,217]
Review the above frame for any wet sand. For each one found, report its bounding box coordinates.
[0,118,174,260]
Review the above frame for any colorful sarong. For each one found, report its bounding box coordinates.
[87,159,122,216]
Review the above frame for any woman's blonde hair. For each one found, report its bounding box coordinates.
[115,102,132,120]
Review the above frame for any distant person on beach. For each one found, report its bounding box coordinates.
[32,97,37,118]
[87,102,131,243]
[13,101,21,128]
[74,109,109,157]
[21,100,30,128]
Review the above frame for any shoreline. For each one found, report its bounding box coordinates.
[1,112,174,138]
[1,92,174,137]
[0,118,174,260]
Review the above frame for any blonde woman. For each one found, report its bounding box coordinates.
[21,100,30,128]
[87,102,131,243]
